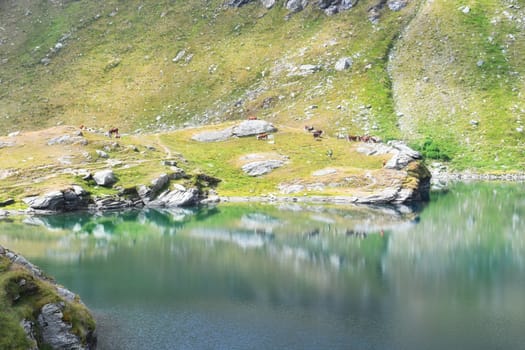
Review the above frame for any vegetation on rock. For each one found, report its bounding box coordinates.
[0,247,96,349]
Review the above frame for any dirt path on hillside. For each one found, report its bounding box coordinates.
[155,134,173,158]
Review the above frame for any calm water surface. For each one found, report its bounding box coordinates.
[1,183,525,349]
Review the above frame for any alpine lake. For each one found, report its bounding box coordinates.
[1,182,524,350]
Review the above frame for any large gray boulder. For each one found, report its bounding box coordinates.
[232,120,277,137]
[286,0,308,12]
[191,127,234,142]
[47,134,88,146]
[93,170,117,187]
[38,303,88,350]
[151,173,170,193]
[192,120,276,142]
[385,141,422,170]
[138,174,171,202]
[388,0,408,11]
[23,187,90,212]
[23,191,65,211]
[242,160,285,176]
[148,185,200,207]
[260,0,276,8]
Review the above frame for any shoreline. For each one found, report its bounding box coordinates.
[2,167,525,219]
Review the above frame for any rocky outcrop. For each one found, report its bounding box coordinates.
[23,186,90,212]
[384,140,422,170]
[192,120,276,142]
[148,185,200,207]
[232,120,277,137]
[286,0,309,13]
[0,246,97,350]
[191,127,234,142]
[356,141,430,203]
[38,303,89,350]
[242,160,286,176]
[93,170,117,187]
[47,134,88,146]
[226,0,406,18]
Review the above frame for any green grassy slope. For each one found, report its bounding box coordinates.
[1,0,524,171]
[391,0,525,171]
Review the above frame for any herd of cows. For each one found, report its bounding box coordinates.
[94,116,380,144]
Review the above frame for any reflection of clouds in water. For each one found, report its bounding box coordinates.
[310,214,335,224]
[240,213,281,233]
[92,224,113,239]
[190,228,271,249]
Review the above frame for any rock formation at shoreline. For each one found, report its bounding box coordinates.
[0,246,97,349]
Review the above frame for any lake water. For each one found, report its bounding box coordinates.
[1,183,525,349]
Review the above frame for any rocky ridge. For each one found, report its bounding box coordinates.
[226,0,409,19]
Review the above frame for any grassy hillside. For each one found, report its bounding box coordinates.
[391,0,525,170]
[1,0,524,172]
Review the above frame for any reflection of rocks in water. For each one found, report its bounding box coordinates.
[190,228,274,249]
[240,212,281,233]
[304,228,320,238]
[345,229,368,239]
[142,208,195,235]
[310,214,335,224]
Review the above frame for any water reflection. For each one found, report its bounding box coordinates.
[0,183,524,349]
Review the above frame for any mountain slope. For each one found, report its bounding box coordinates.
[1,0,524,171]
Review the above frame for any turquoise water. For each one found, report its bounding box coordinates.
[1,183,525,349]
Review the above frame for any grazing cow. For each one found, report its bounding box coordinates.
[361,135,371,143]
[248,116,258,120]
[347,135,361,142]
[256,132,268,140]
[312,130,323,138]
[304,125,315,132]
[108,127,119,138]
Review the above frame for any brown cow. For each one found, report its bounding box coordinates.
[304,125,315,132]
[248,116,258,120]
[108,127,119,138]
[256,133,268,140]
[312,130,323,138]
